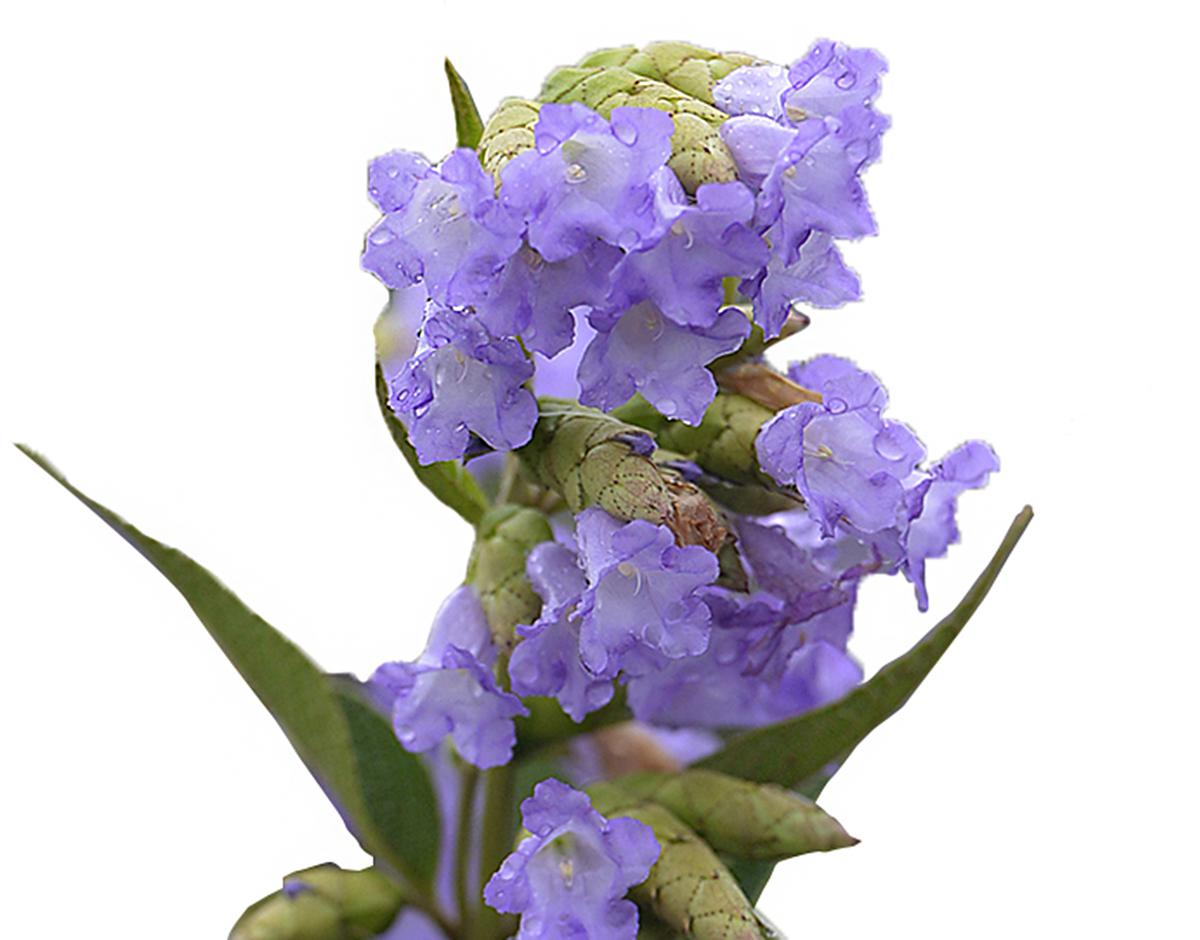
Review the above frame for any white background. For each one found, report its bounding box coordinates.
[2,1,1196,936]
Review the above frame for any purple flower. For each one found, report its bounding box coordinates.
[626,587,861,728]
[744,229,861,337]
[718,115,798,188]
[756,356,924,536]
[782,40,888,124]
[574,508,719,676]
[713,64,792,120]
[509,541,616,722]
[388,305,536,463]
[755,109,884,252]
[362,149,524,307]
[606,177,768,329]
[578,302,750,425]
[476,241,621,358]
[904,440,1000,610]
[369,586,527,769]
[500,104,675,262]
[484,779,659,940]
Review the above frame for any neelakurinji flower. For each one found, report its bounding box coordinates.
[499,104,676,261]
[387,303,537,463]
[483,779,660,940]
[577,300,750,425]
[574,507,719,678]
[362,148,524,307]
[509,540,616,722]
[369,585,528,769]
[756,354,925,536]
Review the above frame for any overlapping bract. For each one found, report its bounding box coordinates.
[365,39,890,465]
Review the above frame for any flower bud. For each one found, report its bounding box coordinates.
[229,865,404,940]
[479,97,541,179]
[577,42,761,106]
[518,399,727,553]
[613,769,858,861]
[466,504,554,652]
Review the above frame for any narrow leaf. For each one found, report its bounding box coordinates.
[375,365,489,526]
[17,445,439,887]
[444,58,485,149]
[698,506,1034,787]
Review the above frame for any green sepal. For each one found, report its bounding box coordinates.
[465,504,553,651]
[589,786,765,940]
[230,864,405,940]
[518,398,728,553]
[375,365,490,527]
[576,42,760,105]
[537,65,736,191]
[613,768,857,861]
[698,506,1035,788]
[479,97,541,179]
[18,446,440,889]
[444,58,485,149]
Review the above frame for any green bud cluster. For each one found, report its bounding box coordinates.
[518,399,728,553]
[576,41,760,105]
[465,504,554,652]
[478,97,541,179]
[230,865,405,940]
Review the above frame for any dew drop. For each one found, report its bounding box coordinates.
[613,121,638,146]
[564,162,588,184]
[826,396,848,414]
[873,426,908,461]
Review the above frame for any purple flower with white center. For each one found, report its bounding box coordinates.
[509,541,616,722]
[744,229,861,337]
[904,440,1000,610]
[483,778,659,940]
[500,104,675,262]
[388,304,536,464]
[713,64,792,120]
[606,176,768,329]
[578,301,750,425]
[369,586,527,769]
[756,355,925,536]
[574,508,719,676]
[782,40,888,124]
[477,241,621,358]
[362,148,524,307]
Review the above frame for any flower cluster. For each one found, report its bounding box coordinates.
[358,40,1002,940]
[366,40,890,465]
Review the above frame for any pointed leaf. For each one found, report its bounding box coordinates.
[17,445,439,888]
[444,58,485,149]
[698,506,1033,787]
[375,365,489,526]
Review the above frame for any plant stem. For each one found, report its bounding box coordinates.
[454,764,480,937]
[472,762,517,940]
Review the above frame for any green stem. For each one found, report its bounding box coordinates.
[473,763,517,940]
[454,764,480,936]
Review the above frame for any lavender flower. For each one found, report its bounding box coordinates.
[575,508,719,677]
[387,304,536,464]
[904,440,1000,610]
[756,355,924,536]
[369,586,527,769]
[606,176,768,329]
[362,149,523,307]
[578,301,750,425]
[500,104,675,262]
[483,779,659,940]
[782,40,889,124]
[509,541,615,722]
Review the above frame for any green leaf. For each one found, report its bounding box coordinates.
[375,365,490,526]
[444,58,485,149]
[698,506,1034,787]
[17,445,439,888]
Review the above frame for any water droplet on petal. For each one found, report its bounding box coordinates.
[564,162,588,184]
[826,396,848,414]
[873,426,909,461]
[613,121,638,146]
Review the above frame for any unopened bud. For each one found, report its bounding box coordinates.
[577,42,760,106]
[479,97,541,180]
[466,504,554,651]
[614,769,858,861]
[230,865,404,940]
